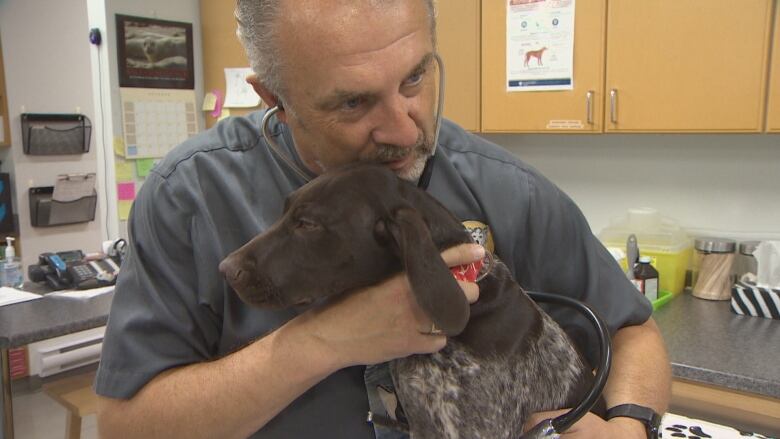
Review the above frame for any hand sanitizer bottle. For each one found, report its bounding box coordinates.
[3,237,23,288]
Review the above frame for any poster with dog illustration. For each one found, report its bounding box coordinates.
[116,14,194,89]
[506,0,574,92]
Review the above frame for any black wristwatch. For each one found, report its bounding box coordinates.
[605,404,662,439]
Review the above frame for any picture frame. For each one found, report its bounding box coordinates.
[116,14,194,89]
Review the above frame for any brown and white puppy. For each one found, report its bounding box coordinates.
[220,164,597,439]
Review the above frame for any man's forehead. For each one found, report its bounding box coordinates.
[278,0,430,56]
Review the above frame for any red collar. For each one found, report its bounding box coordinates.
[450,252,493,282]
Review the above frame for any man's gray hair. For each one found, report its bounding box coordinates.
[235,0,436,102]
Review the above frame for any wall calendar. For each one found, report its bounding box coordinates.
[119,88,198,158]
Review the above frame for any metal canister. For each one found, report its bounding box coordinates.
[691,237,736,301]
[735,240,761,281]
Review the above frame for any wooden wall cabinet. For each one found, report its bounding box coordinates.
[444,0,776,133]
[765,1,780,132]
[605,0,774,133]
[480,0,606,133]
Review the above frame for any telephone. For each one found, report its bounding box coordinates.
[28,250,121,290]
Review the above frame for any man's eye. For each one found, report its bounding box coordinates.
[404,69,425,86]
[342,97,364,110]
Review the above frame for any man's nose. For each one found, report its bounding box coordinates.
[370,95,420,148]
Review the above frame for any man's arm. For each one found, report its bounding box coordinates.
[524,317,671,438]
[601,317,671,437]
[97,244,483,439]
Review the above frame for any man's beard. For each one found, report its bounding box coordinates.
[373,131,435,182]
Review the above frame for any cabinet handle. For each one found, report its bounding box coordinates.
[586,90,594,125]
[609,89,618,124]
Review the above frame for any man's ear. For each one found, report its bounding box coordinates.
[246,73,287,123]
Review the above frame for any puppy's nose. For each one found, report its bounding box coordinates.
[219,255,251,288]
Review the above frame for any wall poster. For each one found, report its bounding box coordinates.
[507,0,575,92]
[116,14,195,89]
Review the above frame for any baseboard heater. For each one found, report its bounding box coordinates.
[27,327,105,377]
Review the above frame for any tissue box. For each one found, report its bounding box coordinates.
[731,281,780,320]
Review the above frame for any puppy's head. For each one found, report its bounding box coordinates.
[219,164,473,336]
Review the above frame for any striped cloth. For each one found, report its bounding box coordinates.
[731,281,780,320]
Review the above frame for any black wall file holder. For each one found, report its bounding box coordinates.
[21,113,92,155]
[29,186,97,227]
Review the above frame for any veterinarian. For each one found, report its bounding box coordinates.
[96,0,671,438]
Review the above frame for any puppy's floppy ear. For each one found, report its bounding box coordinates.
[384,206,470,336]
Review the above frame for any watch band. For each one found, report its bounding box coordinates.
[605,403,662,439]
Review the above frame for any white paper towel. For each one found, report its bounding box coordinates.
[754,240,780,288]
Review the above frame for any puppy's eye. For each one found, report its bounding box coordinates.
[294,218,321,231]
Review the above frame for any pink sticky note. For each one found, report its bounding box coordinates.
[210,89,224,118]
[117,182,136,201]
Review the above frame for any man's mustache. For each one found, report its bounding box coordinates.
[374,133,432,162]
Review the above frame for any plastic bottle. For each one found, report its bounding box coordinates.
[632,256,659,301]
[2,237,23,288]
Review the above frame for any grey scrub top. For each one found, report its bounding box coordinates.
[95,111,651,438]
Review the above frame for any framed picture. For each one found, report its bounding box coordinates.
[116,14,194,89]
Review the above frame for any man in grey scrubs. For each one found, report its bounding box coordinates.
[95,1,671,438]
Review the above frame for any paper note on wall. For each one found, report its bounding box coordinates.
[223,68,261,108]
[202,92,217,111]
[118,200,133,221]
[115,161,135,181]
[113,137,126,157]
[117,182,136,201]
[136,158,157,178]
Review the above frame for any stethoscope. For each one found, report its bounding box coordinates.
[260,53,447,190]
[258,53,612,438]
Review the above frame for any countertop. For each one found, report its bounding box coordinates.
[0,288,114,349]
[2,285,778,400]
[653,292,780,399]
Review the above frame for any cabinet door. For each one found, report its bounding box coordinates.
[436,0,481,132]
[605,1,773,132]
[766,2,780,132]
[481,0,606,133]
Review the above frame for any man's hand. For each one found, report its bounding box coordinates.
[523,409,646,439]
[287,243,483,369]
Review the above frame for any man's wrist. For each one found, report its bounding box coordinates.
[607,416,649,439]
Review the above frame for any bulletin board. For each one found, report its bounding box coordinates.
[200,0,261,129]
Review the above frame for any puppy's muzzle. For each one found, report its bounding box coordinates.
[219,254,254,291]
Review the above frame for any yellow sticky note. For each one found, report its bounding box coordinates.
[136,158,156,178]
[218,108,231,121]
[115,161,134,181]
[113,137,126,157]
[118,200,133,221]
[202,92,217,111]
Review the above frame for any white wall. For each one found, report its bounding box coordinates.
[0,0,104,271]
[481,133,780,241]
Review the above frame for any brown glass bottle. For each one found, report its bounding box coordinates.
[632,256,659,301]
